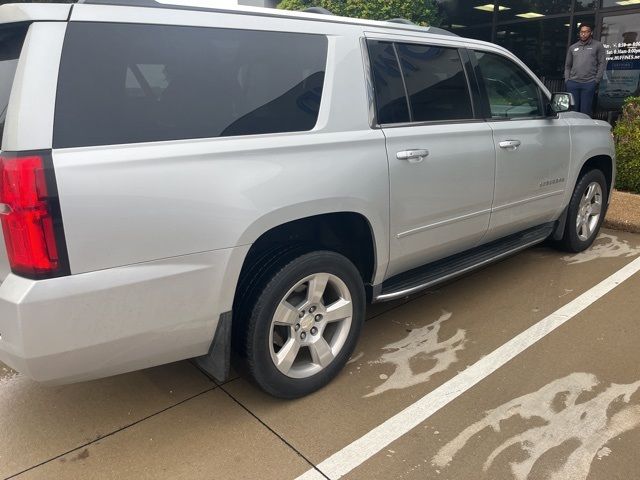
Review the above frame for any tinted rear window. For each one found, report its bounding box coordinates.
[54,23,328,148]
[368,40,473,124]
[367,41,411,125]
[0,24,28,147]
[394,43,473,122]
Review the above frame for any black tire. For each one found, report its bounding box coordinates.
[243,251,365,399]
[556,169,608,253]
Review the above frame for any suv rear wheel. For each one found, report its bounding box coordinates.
[244,251,365,398]
[557,169,608,253]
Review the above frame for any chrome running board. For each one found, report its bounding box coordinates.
[375,223,554,302]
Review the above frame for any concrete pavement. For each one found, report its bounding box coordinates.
[2,230,639,480]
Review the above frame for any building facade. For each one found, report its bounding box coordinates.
[438,1,640,116]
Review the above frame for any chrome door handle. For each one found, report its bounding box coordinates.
[397,149,429,163]
[499,140,521,150]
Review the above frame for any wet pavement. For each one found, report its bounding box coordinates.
[1,229,639,480]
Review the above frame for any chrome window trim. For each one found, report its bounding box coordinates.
[378,118,486,129]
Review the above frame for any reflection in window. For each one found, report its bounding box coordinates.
[455,25,493,42]
[476,51,543,118]
[0,25,28,144]
[602,0,636,6]
[368,41,411,124]
[495,18,570,80]
[438,0,496,30]
[126,64,170,99]
[574,0,596,11]
[598,13,640,111]
[499,0,571,21]
[395,44,473,121]
[55,23,328,148]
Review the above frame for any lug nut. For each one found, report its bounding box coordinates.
[295,323,300,331]
[309,306,316,313]
[300,332,307,340]
[298,310,305,318]
[311,327,318,335]
[315,314,323,322]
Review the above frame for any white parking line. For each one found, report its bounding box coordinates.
[296,256,640,480]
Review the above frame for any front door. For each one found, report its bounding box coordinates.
[471,50,571,241]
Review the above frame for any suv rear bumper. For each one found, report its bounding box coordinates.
[0,247,241,384]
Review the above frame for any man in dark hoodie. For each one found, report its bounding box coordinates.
[564,24,607,116]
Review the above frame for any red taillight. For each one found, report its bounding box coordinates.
[0,154,62,277]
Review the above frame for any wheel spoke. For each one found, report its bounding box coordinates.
[585,184,596,202]
[307,273,330,305]
[273,300,300,326]
[324,298,352,323]
[309,337,334,368]
[583,220,592,238]
[578,221,587,239]
[590,202,602,215]
[276,338,300,374]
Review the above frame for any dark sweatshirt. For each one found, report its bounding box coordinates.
[564,38,607,83]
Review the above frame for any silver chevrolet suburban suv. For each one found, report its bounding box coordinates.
[0,0,615,398]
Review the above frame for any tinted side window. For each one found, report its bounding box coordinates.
[367,41,411,125]
[0,24,28,146]
[474,51,544,119]
[55,23,328,148]
[395,43,473,122]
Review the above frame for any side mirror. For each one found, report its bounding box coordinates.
[548,92,573,114]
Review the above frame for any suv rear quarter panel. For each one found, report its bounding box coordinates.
[52,12,390,282]
[2,21,66,151]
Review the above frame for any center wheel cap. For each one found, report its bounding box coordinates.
[300,316,314,331]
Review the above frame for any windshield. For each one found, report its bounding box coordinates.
[0,24,28,148]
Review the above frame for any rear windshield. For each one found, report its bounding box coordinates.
[54,23,328,148]
[0,24,28,147]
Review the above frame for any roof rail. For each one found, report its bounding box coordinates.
[386,18,458,36]
[425,26,459,37]
[387,18,415,25]
[77,0,160,5]
[303,7,334,15]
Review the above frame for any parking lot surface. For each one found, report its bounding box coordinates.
[2,229,639,480]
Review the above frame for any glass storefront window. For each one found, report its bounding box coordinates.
[499,0,572,21]
[455,25,493,42]
[601,0,640,7]
[598,12,640,111]
[438,0,496,30]
[495,17,570,80]
[574,0,597,11]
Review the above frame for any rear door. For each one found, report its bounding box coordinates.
[0,24,29,280]
[367,37,496,277]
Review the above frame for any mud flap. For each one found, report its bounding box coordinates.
[194,311,232,383]
[552,206,569,241]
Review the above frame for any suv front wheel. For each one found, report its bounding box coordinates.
[557,169,608,253]
[244,251,365,399]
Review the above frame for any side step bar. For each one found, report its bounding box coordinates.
[375,223,555,302]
